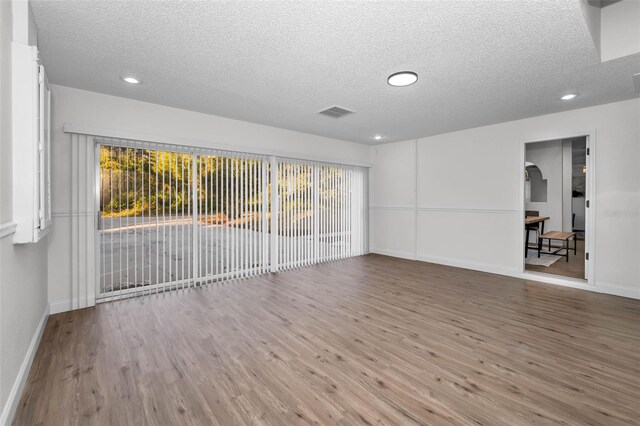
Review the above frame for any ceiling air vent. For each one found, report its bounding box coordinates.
[317,105,355,119]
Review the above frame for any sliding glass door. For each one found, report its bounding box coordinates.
[276,161,366,269]
[97,139,366,300]
[99,143,199,296]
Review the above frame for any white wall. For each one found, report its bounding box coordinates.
[48,85,370,312]
[562,139,573,232]
[370,98,640,299]
[600,0,640,61]
[525,140,564,234]
[0,1,49,424]
[369,140,417,258]
[53,85,369,166]
[573,198,586,230]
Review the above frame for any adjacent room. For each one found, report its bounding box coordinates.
[1,0,639,425]
[524,136,588,279]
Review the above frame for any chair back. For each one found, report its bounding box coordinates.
[525,210,541,232]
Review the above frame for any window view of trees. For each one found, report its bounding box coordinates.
[98,144,365,296]
[100,146,265,222]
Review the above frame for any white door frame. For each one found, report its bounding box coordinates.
[518,130,596,286]
[94,141,101,301]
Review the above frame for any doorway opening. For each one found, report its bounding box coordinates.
[523,136,590,280]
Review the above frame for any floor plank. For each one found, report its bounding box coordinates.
[14,254,640,425]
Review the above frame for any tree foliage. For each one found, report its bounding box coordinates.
[100,146,345,235]
[100,146,263,218]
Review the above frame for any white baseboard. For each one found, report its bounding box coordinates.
[370,247,415,260]
[49,295,96,314]
[49,300,71,314]
[416,254,520,277]
[517,273,639,299]
[0,305,49,426]
[376,250,639,300]
[590,282,640,299]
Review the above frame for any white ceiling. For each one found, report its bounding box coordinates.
[30,0,640,145]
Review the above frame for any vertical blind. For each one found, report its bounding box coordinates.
[98,138,366,300]
[276,160,366,269]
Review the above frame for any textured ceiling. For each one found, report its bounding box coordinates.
[30,0,640,145]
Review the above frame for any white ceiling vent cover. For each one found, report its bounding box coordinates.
[317,105,355,118]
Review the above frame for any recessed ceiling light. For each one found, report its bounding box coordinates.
[560,93,578,100]
[388,71,418,87]
[121,76,141,85]
[374,135,383,140]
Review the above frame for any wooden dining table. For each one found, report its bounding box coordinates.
[525,216,550,232]
[525,216,549,257]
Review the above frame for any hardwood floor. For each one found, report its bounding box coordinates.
[526,238,586,279]
[14,255,640,425]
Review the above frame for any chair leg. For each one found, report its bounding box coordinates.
[525,229,530,258]
[566,239,569,262]
[538,237,541,258]
[574,237,577,255]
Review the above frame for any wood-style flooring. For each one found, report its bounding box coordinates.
[14,254,640,425]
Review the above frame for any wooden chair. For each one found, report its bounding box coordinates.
[525,210,540,258]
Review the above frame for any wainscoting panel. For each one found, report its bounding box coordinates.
[369,206,416,259]
[416,208,521,273]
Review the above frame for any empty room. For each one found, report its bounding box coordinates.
[1,0,639,425]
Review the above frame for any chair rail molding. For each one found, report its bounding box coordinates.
[416,207,519,214]
[0,222,18,239]
[369,205,414,211]
[369,206,519,214]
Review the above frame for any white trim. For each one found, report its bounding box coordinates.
[94,143,101,314]
[585,132,596,283]
[589,281,640,300]
[520,130,596,285]
[378,252,640,300]
[519,272,638,299]
[416,254,519,277]
[416,207,519,214]
[63,123,371,168]
[51,211,93,218]
[370,247,415,260]
[371,249,640,299]
[370,206,518,214]
[518,139,526,274]
[369,205,414,211]
[0,305,49,426]
[521,271,588,286]
[48,300,71,315]
[33,226,49,241]
[0,222,17,239]
[413,139,418,261]
[49,294,97,315]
